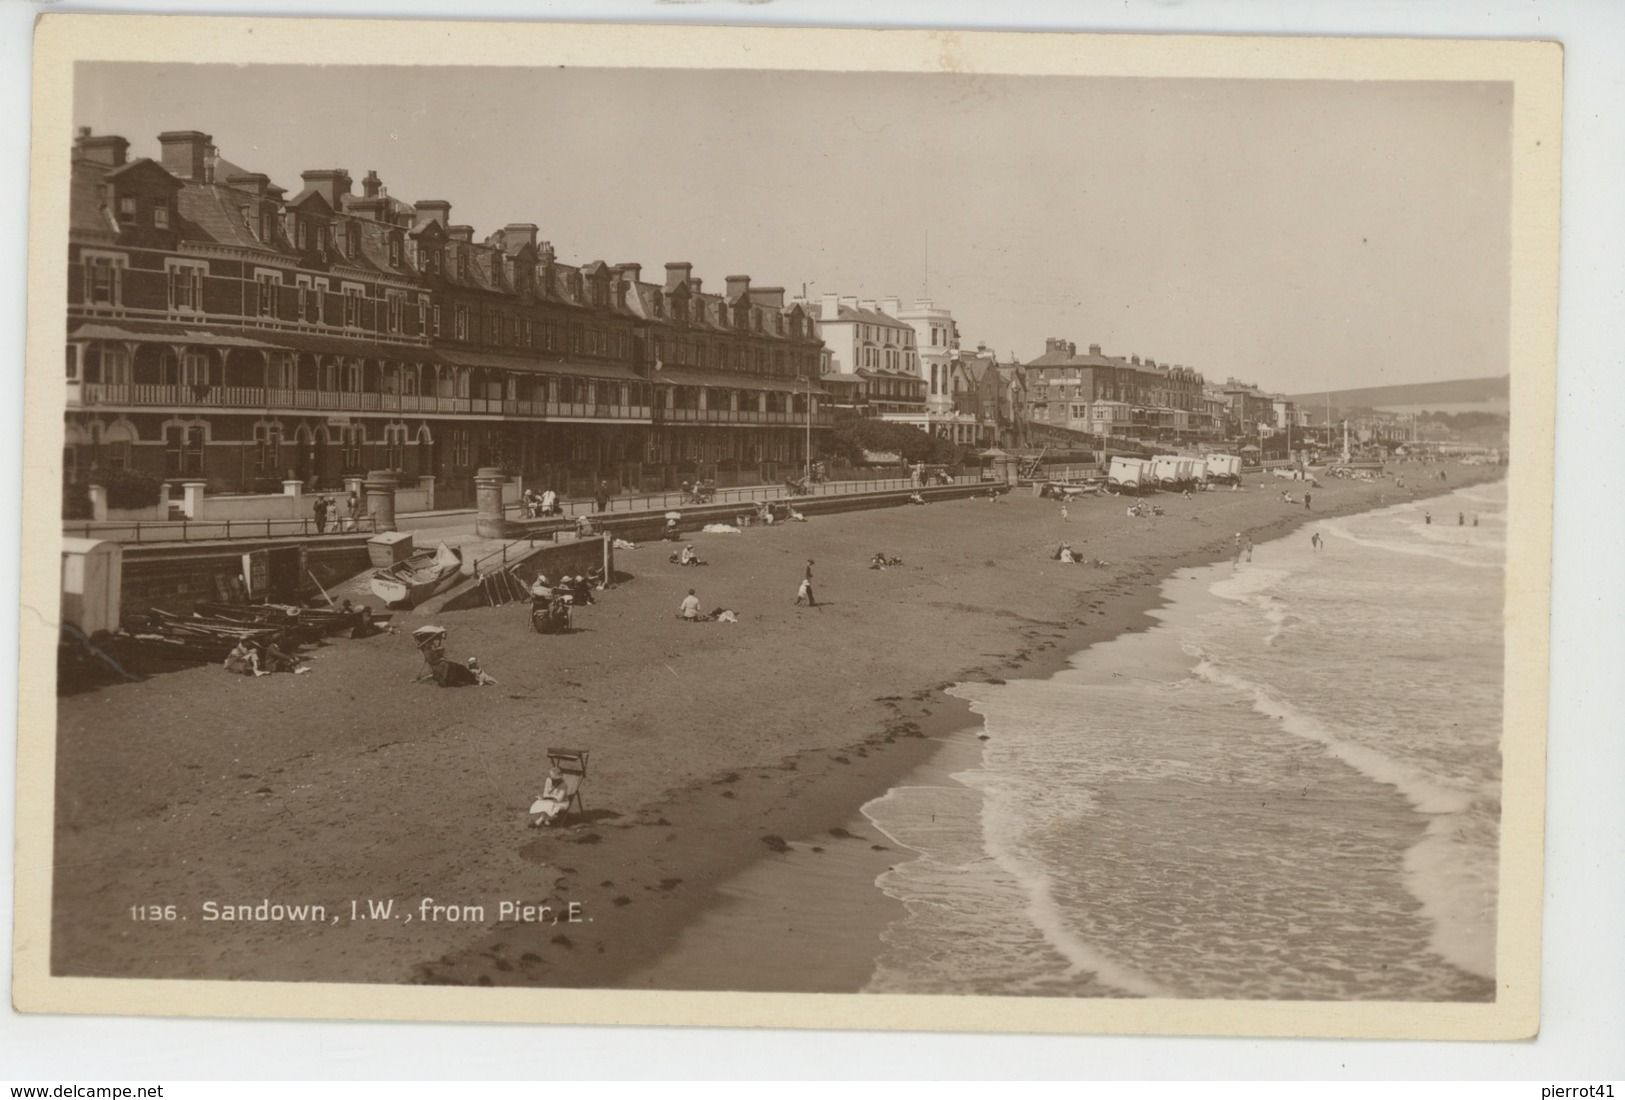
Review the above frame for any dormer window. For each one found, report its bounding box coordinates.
[389,235,402,267]
[295,218,308,251]
[457,251,467,280]
[346,223,360,259]
[153,205,169,229]
[116,196,136,224]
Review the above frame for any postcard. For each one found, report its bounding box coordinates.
[15,14,1559,1038]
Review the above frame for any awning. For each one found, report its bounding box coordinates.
[69,320,282,351]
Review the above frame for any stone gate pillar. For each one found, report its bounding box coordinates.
[364,469,398,533]
[474,466,511,539]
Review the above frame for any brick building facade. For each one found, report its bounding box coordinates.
[63,128,830,508]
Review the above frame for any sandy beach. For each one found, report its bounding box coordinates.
[51,464,1503,992]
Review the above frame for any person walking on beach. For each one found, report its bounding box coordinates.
[1458,511,1465,526]
[1244,536,1253,562]
[1311,531,1323,551]
[1425,511,1432,525]
[1060,503,1070,523]
[679,589,701,622]
[799,560,817,607]
[1303,492,1312,510]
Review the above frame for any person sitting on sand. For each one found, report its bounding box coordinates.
[907,492,926,506]
[663,517,681,542]
[255,640,306,674]
[530,767,571,828]
[679,544,699,566]
[466,657,499,686]
[350,606,385,639]
[1059,544,1078,564]
[679,589,701,621]
[224,640,260,676]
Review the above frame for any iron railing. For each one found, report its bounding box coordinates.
[65,515,379,544]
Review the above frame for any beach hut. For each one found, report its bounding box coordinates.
[61,537,122,637]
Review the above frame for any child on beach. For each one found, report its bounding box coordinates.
[679,589,701,621]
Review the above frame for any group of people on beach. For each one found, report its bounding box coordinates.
[224,638,308,676]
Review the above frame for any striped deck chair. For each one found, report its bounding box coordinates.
[545,748,589,818]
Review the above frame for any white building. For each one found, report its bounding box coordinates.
[885,297,959,414]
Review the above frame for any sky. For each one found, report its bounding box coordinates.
[72,63,1512,394]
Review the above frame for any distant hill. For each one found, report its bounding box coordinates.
[1289,376,1509,421]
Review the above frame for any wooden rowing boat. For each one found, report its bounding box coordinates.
[369,543,464,608]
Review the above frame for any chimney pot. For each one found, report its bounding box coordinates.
[362,170,382,198]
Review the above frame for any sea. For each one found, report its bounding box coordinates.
[862,481,1506,1000]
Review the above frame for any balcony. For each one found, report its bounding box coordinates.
[69,382,658,423]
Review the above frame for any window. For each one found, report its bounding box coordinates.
[450,429,472,468]
[295,218,308,250]
[256,273,277,317]
[83,254,125,306]
[344,286,362,327]
[180,351,209,388]
[153,204,169,229]
[454,307,468,341]
[254,423,283,475]
[345,224,360,259]
[116,196,136,224]
[522,319,533,348]
[310,279,328,324]
[457,251,468,280]
[389,236,402,266]
[385,425,406,469]
[163,424,206,477]
[432,305,442,337]
[387,293,404,334]
[341,425,364,470]
[417,298,428,333]
[167,262,204,312]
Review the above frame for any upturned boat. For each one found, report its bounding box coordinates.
[369,543,464,608]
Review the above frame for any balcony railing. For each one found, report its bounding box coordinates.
[70,383,662,423]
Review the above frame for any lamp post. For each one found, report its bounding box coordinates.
[799,374,813,483]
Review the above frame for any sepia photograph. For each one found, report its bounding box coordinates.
[14,14,1561,1043]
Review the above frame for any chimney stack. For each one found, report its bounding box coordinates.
[664,262,693,291]
[226,172,271,199]
[726,275,752,300]
[300,169,353,209]
[821,292,839,319]
[881,296,901,315]
[503,223,539,251]
[615,263,642,283]
[415,199,451,226]
[1088,343,1102,357]
[76,129,129,168]
[158,130,213,180]
[362,170,383,199]
[447,224,474,244]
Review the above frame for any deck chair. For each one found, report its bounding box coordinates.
[545,748,589,819]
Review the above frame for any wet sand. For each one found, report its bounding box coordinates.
[51,465,1501,991]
